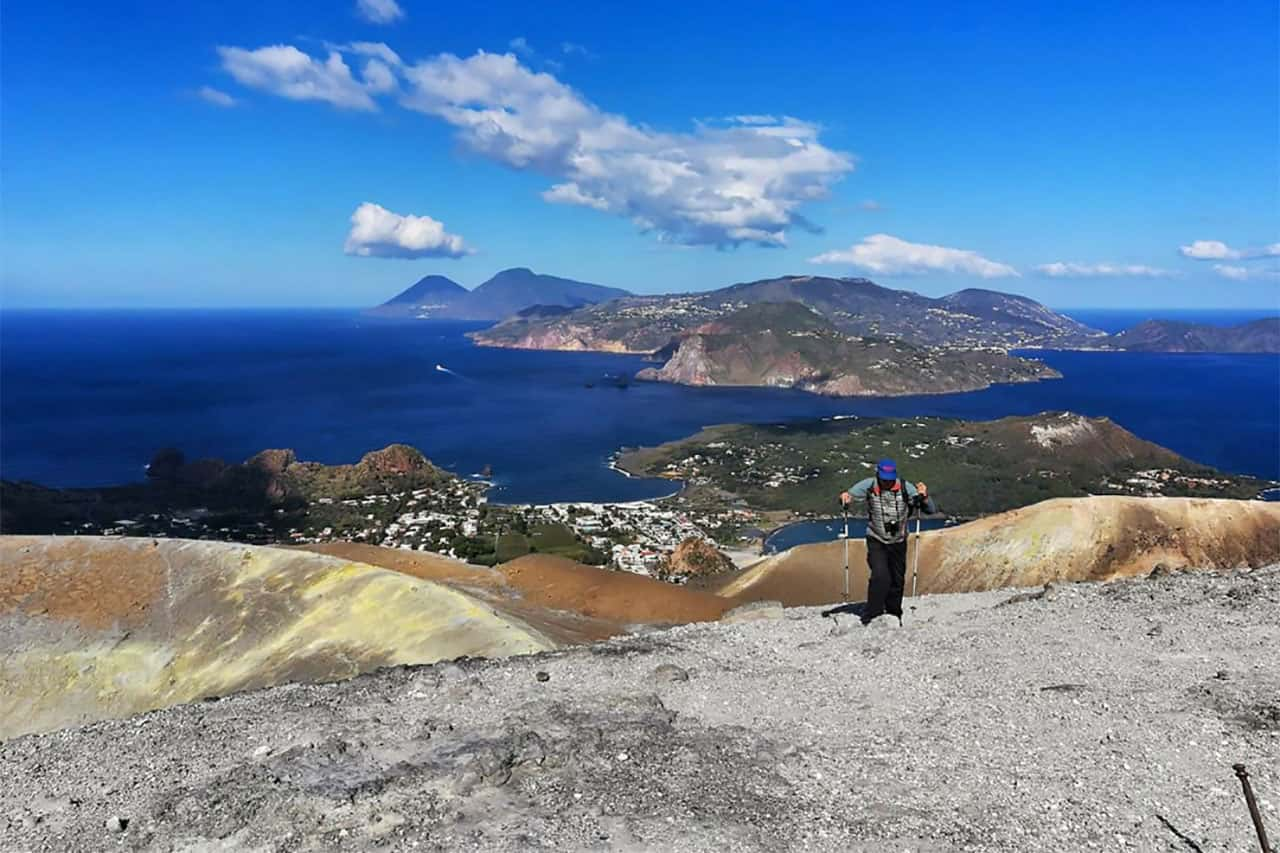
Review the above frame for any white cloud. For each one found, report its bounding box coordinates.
[1214,264,1250,280]
[361,59,397,94]
[809,234,1018,278]
[858,199,882,212]
[1180,239,1280,260]
[212,46,852,246]
[196,86,237,107]
[1213,263,1280,281]
[343,202,471,259]
[561,42,593,57]
[356,0,404,25]
[344,41,402,66]
[218,45,378,110]
[397,51,852,246]
[1036,262,1175,278]
[509,37,534,57]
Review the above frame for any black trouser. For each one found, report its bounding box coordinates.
[864,537,907,624]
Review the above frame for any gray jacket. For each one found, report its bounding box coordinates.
[848,477,937,544]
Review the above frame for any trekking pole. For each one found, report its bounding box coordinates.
[1233,764,1272,853]
[840,499,850,601]
[910,498,922,598]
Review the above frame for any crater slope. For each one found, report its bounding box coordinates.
[0,537,558,739]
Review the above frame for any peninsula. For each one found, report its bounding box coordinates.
[633,302,1059,396]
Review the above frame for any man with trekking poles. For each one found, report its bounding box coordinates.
[840,459,936,625]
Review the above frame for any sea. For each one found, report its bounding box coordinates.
[2,308,1278,513]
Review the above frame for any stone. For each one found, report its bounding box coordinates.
[721,600,784,624]
[535,671,550,683]
[649,664,690,683]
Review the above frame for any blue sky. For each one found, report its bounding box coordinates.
[2,0,1277,309]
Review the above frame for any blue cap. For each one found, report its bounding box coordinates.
[876,458,897,479]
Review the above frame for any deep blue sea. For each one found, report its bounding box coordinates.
[2,308,1277,504]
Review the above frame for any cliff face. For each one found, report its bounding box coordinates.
[474,322,651,354]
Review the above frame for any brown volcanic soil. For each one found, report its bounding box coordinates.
[300,542,497,586]
[0,537,167,631]
[500,554,737,625]
[710,496,1280,606]
[299,544,738,640]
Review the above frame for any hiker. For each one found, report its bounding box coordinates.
[840,459,936,625]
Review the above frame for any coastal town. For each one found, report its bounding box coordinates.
[290,488,762,577]
[69,474,760,579]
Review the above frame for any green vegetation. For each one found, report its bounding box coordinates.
[618,413,1273,520]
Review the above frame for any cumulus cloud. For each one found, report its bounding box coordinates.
[1036,262,1175,278]
[218,45,378,110]
[809,234,1018,278]
[343,202,470,259]
[1180,239,1280,261]
[398,51,852,246]
[356,0,404,25]
[212,46,852,246]
[196,86,237,107]
[343,41,402,66]
[361,59,397,94]
[1213,264,1280,281]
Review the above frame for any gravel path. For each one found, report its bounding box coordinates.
[2,565,1277,852]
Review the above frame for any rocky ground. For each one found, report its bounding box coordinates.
[3,565,1277,852]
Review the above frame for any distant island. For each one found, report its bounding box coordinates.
[367,269,1278,398]
[470,273,1104,352]
[632,302,1059,396]
[1102,317,1280,353]
[616,411,1274,521]
[366,267,629,321]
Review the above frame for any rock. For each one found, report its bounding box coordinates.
[867,614,900,630]
[245,448,297,475]
[721,600,784,624]
[535,671,550,683]
[358,444,433,475]
[104,816,129,833]
[649,664,690,683]
[1041,582,1060,602]
[1147,563,1176,579]
[661,537,736,581]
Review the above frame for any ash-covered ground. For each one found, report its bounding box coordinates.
[3,565,1278,852]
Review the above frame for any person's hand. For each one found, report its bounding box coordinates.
[916,482,928,498]
[839,491,852,506]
